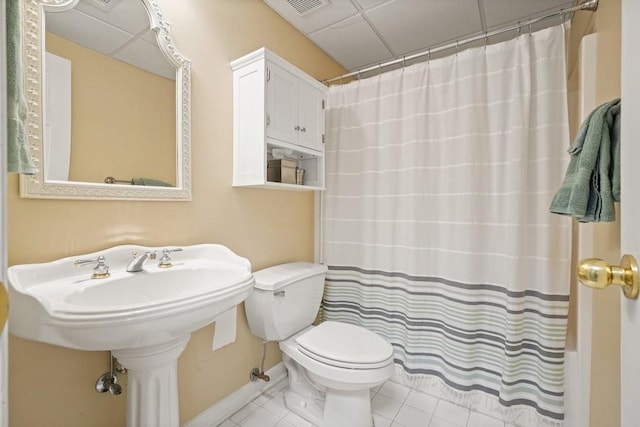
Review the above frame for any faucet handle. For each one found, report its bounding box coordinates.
[74,255,110,279]
[158,248,183,268]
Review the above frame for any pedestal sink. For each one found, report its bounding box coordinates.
[7,244,255,427]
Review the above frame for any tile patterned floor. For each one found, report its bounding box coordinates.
[218,379,518,427]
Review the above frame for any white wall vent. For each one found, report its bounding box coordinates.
[285,0,330,16]
[80,0,122,12]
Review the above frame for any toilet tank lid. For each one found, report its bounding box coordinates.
[253,262,328,291]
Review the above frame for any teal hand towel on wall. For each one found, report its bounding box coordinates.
[549,98,621,222]
[6,0,36,174]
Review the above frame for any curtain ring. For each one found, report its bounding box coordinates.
[378,63,382,76]
[517,21,522,35]
[529,22,533,35]
[484,33,489,48]
[357,70,361,81]
[402,56,406,68]
[456,39,459,54]
[427,48,431,62]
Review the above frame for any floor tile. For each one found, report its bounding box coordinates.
[393,404,433,426]
[262,392,289,418]
[404,390,439,414]
[221,380,512,427]
[282,411,314,427]
[230,402,259,423]
[237,406,281,427]
[378,381,412,402]
[372,393,404,419]
[373,413,393,427]
[428,417,461,427]
[466,411,504,427]
[432,400,469,426]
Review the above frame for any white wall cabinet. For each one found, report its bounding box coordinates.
[231,48,326,190]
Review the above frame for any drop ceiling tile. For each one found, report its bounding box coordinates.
[45,9,132,55]
[351,0,393,10]
[141,29,158,46]
[74,0,150,34]
[483,0,574,28]
[264,0,359,34]
[113,38,176,80]
[365,0,482,56]
[309,14,393,71]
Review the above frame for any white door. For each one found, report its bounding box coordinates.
[297,81,324,152]
[265,61,298,146]
[620,1,640,426]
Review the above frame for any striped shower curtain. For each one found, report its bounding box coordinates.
[322,26,571,426]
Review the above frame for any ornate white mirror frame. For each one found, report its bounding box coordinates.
[19,0,191,200]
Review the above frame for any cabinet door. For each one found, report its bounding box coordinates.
[266,62,298,145]
[297,81,324,152]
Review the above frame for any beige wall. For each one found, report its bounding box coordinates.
[8,1,344,426]
[565,8,596,352]
[46,33,177,186]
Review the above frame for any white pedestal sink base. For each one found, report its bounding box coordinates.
[113,336,190,427]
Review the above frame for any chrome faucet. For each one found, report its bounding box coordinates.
[126,251,156,273]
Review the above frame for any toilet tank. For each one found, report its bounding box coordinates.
[245,262,328,341]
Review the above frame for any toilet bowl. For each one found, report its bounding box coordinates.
[244,262,395,427]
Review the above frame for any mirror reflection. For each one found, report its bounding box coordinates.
[44,0,176,187]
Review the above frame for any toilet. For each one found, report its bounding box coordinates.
[245,262,395,427]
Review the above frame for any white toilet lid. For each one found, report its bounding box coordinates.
[296,321,394,369]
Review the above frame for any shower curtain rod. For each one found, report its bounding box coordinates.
[323,0,598,84]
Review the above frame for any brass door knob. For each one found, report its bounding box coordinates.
[577,254,639,299]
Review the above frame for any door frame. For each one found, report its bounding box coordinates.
[0,0,10,424]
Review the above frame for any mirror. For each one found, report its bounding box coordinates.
[20,0,191,200]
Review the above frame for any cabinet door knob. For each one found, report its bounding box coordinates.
[294,125,300,131]
[300,127,306,133]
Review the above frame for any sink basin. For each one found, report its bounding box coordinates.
[8,244,254,350]
[7,244,255,427]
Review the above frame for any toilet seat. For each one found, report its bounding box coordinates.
[296,321,394,369]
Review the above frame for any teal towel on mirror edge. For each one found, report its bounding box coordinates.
[131,177,173,187]
[6,0,36,174]
[549,98,621,222]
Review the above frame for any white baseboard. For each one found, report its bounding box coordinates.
[183,363,287,427]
